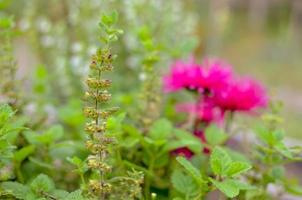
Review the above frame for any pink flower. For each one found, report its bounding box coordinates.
[212,77,268,112]
[175,99,223,124]
[163,57,233,93]
[163,59,202,92]
[199,58,233,93]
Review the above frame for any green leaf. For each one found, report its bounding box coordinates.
[205,125,228,146]
[210,178,251,198]
[176,157,203,184]
[30,174,55,193]
[67,156,88,174]
[51,189,69,199]
[14,145,35,163]
[162,140,200,154]
[1,181,30,199]
[65,190,85,200]
[223,147,251,164]
[100,11,118,27]
[67,156,82,166]
[226,162,252,177]
[174,129,202,153]
[210,147,232,176]
[106,112,126,135]
[0,104,14,127]
[285,184,302,196]
[270,166,285,180]
[37,125,64,144]
[29,157,53,169]
[274,142,293,159]
[173,198,184,200]
[110,10,118,24]
[171,170,198,195]
[0,16,13,29]
[149,118,173,141]
[119,136,139,148]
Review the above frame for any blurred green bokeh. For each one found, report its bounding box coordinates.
[1,0,302,138]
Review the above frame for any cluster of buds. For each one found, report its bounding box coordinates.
[89,49,114,72]
[83,11,124,199]
[137,27,161,131]
[84,46,118,198]
[84,106,119,119]
[86,78,112,89]
[89,180,112,195]
[84,90,112,102]
[109,171,144,200]
[0,16,18,106]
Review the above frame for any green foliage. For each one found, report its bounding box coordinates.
[1,174,85,200]
[171,170,198,197]
[210,178,251,198]
[210,147,232,176]
[149,118,173,141]
[176,157,203,184]
[205,125,228,146]
[209,147,252,197]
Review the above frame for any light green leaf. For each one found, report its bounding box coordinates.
[274,142,293,159]
[210,178,250,198]
[1,181,30,199]
[286,184,302,196]
[52,189,69,199]
[176,157,203,184]
[174,129,202,153]
[37,125,64,144]
[210,147,232,176]
[162,139,201,154]
[67,156,82,166]
[30,174,55,193]
[226,162,252,177]
[0,104,14,127]
[223,147,251,164]
[205,125,228,146]
[149,118,173,141]
[106,112,126,135]
[29,157,53,169]
[65,190,85,200]
[171,170,198,195]
[119,136,139,148]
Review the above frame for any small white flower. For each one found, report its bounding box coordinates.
[139,72,147,81]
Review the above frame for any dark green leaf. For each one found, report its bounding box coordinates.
[14,145,35,163]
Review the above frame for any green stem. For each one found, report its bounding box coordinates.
[80,173,86,186]
[225,111,234,133]
[14,163,24,183]
[144,157,155,200]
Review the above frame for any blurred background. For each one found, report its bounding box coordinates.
[1,0,302,138]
